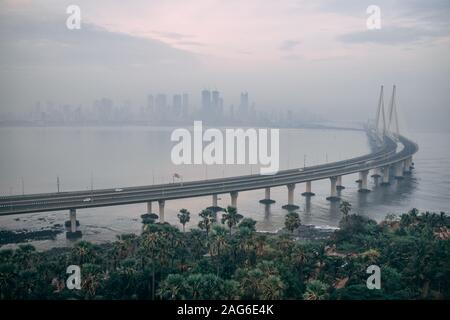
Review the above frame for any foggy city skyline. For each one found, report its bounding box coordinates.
[0,0,449,131]
[0,0,450,306]
[0,88,323,127]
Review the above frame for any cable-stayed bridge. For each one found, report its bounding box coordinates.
[0,86,418,238]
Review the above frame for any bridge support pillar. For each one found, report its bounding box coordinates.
[70,208,77,233]
[358,170,371,193]
[66,208,82,239]
[283,184,299,210]
[381,166,390,186]
[395,162,404,180]
[355,171,362,184]
[230,191,238,208]
[410,157,414,170]
[404,157,413,174]
[158,200,165,223]
[302,181,315,196]
[288,184,295,205]
[147,201,152,214]
[326,177,340,201]
[259,187,275,204]
[207,194,223,212]
[371,168,381,185]
[336,176,345,190]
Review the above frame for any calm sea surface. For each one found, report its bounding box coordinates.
[1,126,449,249]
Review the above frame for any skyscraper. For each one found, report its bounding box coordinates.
[147,94,154,111]
[155,94,167,121]
[201,89,211,112]
[146,94,154,120]
[182,93,189,119]
[239,92,249,116]
[155,94,167,110]
[212,90,220,110]
[173,94,182,118]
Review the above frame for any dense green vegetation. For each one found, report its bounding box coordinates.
[0,204,449,300]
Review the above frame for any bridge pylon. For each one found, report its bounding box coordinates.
[387,85,400,138]
[375,85,386,137]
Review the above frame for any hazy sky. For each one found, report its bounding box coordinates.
[1,0,449,131]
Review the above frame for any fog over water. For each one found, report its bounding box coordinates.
[0,126,448,250]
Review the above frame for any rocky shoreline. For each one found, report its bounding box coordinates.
[257,224,336,241]
[0,226,63,246]
[0,222,336,249]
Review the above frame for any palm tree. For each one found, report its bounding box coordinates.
[188,229,207,259]
[209,225,229,276]
[303,280,329,300]
[261,275,284,300]
[254,234,267,257]
[0,264,15,299]
[210,226,228,257]
[285,212,301,233]
[238,218,257,232]
[117,234,138,256]
[409,208,419,219]
[196,274,224,300]
[141,213,159,231]
[198,209,216,236]
[157,274,186,300]
[139,232,162,299]
[185,274,203,299]
[221,206,243,235]
[361,248,380,264]
[236,268,265,299]
[81,263,102,298]
[340,201,352,220]
[177,208,190,232]
[291,245,307,265]
[72,241,95,265]
[15,244,36,269]
[291,245,307,283]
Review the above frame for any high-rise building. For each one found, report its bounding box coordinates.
[94,98,113,121]
[147,94,154,111]
[155,94,167,110]
[219,97,224,115]
[182,93,189,109]
[201,89,211,111]
[146,94,154,120]
[239,92,249,116]
[173,94,182,118]
[212,90,220,110]
[229,104,235,120]
[155,94,167,121]
[182,93,189,119]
